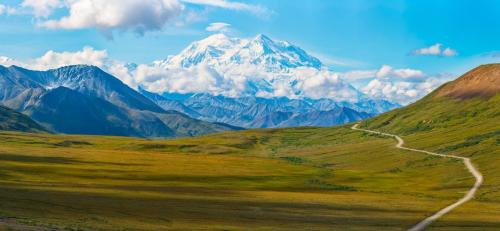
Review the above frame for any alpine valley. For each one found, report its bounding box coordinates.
[1,1,499,230]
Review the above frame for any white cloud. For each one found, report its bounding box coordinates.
[21,0,63,18]
[376,65,425,81]
[134,64,231,94]
[206,22,231,33]
[375,65,392,78]
[339,70,376,81]
[413,43,442,55]
[40,0,184,37]
[15,0,269,36]
[341,65,425,82]
[442,47,457,56]
[181,0,270,16]
[139,64,363,101]
[361,68,452,105]
[0,56,15,65]
[362,79,426,105]
[0,47,109,70]
[338,64,445,104]
[0,4,5,15]
[34,47,108,69]
[412,43,458,57]
[291,68,361,100]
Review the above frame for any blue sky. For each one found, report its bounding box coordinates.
[0,0,499,104]
[1,0,499,72]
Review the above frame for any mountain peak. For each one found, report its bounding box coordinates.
[8,65,31,71]
[160,33,322,70]
[436,63,500,99]
[253,34,272,42]
[53,64,101,71]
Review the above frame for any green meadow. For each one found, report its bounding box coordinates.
[0,121,496,230]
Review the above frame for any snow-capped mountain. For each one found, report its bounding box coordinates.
[148,33,365,102]
[132,33,400,128]
[159,34,322,71]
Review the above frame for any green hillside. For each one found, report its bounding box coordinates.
[0,64,498,230]
[361,64,500,229]
[0,105,47,133]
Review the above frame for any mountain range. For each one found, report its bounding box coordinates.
[150,34,376,101]
[139,88,396,128]
[0,34,401,136]
[0,65,239,137]
[137,33,399,128]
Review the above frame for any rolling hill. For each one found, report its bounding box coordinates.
[0,105,47,133]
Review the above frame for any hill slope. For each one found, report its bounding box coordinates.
[0,105,47,133]
[361,63,500,229]
[435,64,500,99]
[362,64,499,135]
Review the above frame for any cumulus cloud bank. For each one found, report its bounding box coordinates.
[362,77,444,105]
[339,64,448,104]
[412,43,457,57]
[375,65,425,81]
[340,65,425,81]
[35,47,109,69]
[360,65,449,104]
[40,0,184,36]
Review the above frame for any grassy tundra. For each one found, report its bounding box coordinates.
[0,122,495,230]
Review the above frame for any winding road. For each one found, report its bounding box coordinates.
[351,124,483,231]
